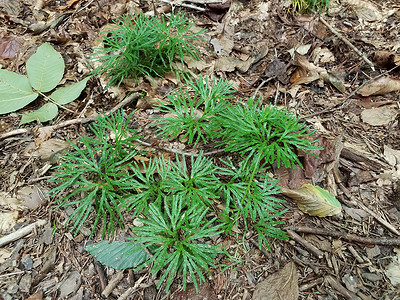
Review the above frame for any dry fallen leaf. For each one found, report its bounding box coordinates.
[0,36,22,59]
[311,46,335,64]
[34,138,70,162]
[136,96,162,110]
[0,248,12,264]
[17,185,46,210]
[214,55,255,73]
[358,77,400,96]
[0,191,23,210]
[344,0,382,22]
[253,261,298,300]
[361,106,398,126]
[291,54,345,92]
[373,51,400,69]
[386,248,400,287]
[384,145,400,167]
[210,36,234,56]
[281,184,342,217]
[0,211,18,234]
[25,291,43,300]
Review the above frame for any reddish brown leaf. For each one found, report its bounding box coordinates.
[0,37,22,59]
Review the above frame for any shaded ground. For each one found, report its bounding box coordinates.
[1,0,400,299]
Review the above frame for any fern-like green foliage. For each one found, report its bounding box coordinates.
[90,11,204,86]
[217,156,288,250]
[165,152,221,207]
[154,76,234,146]
[49,110,142,237]
[291,0,330,12]
[130,196,222,292]
[128,152,220,215]
[49,76,323,293]
[213,98,322,168]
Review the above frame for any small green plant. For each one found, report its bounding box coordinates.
[154,76,233,146]
[291,0,330,12]
[217,156,288,249]
[0,43,89,124]
[213,98,322,168]
[50,77,323,293]
[130,196,222,292]
[91,11,204,86]
[49,110,142,237]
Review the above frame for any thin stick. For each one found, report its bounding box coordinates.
[251,78,273,100]
[101,271,125,298]
[290,226,400,246]
[338,182,400,236]
[136,139,225,157]
[0,219,47,248]
[287,229,324,258]
[318,14,375,71]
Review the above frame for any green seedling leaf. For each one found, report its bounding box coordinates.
[26,43,65,93]
[86,241,149,270]
[20,102,58,125]
[281,184,341,217]
[0,69,38,115]
[50,77,90,105]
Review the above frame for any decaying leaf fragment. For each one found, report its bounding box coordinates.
[358,77,400,96]
[281,184,342,217]
[253,261,298,300]
[385,248,400,287]
[361,106,398,126]
[290,54,345,92]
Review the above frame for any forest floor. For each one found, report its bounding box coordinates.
[1,0,400,299]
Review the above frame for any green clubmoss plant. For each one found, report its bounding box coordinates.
[90,11,204,86]
[291,0,330,12]
[213,97,322,168]
[61,77,323,293]
[217,155,288,250]
[128,152,220,215]
[49,110,142,237]
[154,76,233,146]
[130,196,222,292]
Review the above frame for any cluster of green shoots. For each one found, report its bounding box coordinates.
[50,77,320,291]
[90,11,203,86]
[50,10,322,294]
[291,0,330,12]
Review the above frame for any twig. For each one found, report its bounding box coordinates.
[0,219,47,247]
[290,225,400,246]
[180,0,224,4]
[101,270,124,298]
[286,229,324,258]
[251,78,273,100]
[94,260,107,292]
[136,139,225,157]
[338,182,400,236]
[160,0,206,11]
[325,275,358,299]
[117,276,146,300]
[318,14,375,71]
[0,93,140,140]
[299,277,324,292]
